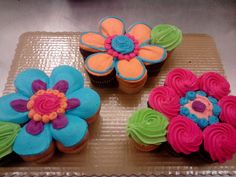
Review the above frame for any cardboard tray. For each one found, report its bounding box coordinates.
[1,32,235,176]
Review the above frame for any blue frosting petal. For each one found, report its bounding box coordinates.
[50,114,88,147]
[14,69,49,97]
[180,97,189,105]
[198,118,208,129]
[13,124,52,156]
[213,104,222,116]
[196,91,207,97]
[186,91,196,100]
[49,66,84,96]
[66,88,100,120]
[208,96,218,104]
[180,107,190,116]
[0,93,29,124]
[209,116,219,125]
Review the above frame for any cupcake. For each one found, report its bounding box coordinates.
[0,65,101,163]
[150,24,182,75]
[0,121,21,165]
[127,108,168,151]
[79,16,167,92]
[147,68,236,163]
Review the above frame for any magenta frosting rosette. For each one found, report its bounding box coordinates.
[148,68,236,163]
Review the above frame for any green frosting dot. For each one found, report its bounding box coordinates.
[0,121,20,158]
[127,108,169,145]
[151,24,182,52]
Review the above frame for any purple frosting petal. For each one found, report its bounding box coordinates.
[53,80,69,93]
[26,120,44,135]
[52,114,68,129]
[32,79,47,93]
[10,99,29,112]
[66,98,80,110]
[192,100,206,113]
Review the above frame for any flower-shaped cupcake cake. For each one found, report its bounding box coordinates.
[148,68,236,163]
[0,66,100,162]
[79,16,167,93]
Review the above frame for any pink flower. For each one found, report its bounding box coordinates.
[148,68,236,163]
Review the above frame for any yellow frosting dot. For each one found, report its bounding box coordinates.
[30,95,37,101]
[36,90,45,95]
[27,100,34,109]
[58,92,65,98]
[46,89,53,94]
[42,116,50,123]
[49,112,58,120]
[33,114,42,121]
[60,102,68,109]
[42,115,50,122]
[57,108,65,114]
[28,109,35,119]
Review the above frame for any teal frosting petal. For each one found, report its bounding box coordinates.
[14,69,49,97]
[49,65,84,96]
[0,93,29,124]
[66,88,100,120]
[13,124,52,156]
[50,114,88,147]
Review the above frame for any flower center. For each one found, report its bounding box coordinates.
[27,89,67,123]
[179,91,221,129]
[104,34,140,61]
[111,35,134,54]
[192,100,206,113]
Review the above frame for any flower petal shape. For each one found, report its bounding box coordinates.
[115,57,147,81]
[203,123,236,163]
[14,69,49,97]
[167,116,203,155]
[99,16,125,37]
[218,96,236,128]
[13,124,52,156]
[148,86,180,119]
[164,68,199,97]
[50,114,88,147]
[0,93,29,124]
[137,44,167,64]
[198,72,230,100]
[79,32,106,52]
[85,52,115,75]
[49,65,84,95]
[66,88,100,120]
[128,23,152,44]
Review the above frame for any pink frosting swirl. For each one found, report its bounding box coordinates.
[167,116,203,155]
[148,86,180,119]
[34,94,61,114]
[203,123,236,163]
[218,96,236,128]
[164,68,199,97]
[198,72,230,100]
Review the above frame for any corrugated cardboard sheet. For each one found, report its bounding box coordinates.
[1,32,235,176]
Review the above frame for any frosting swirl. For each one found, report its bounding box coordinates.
[111,35,134,54]
[167,116,203,154]
[33,93,61,115]
[164,68,199,96]
[148,86,180,119]
[218,96,236,128]
[150,24,182,52]
[0,121,20,158]
[198,72,230,100]
[127,108,169,145]
[203,123,236,163]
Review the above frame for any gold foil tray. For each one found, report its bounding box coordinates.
[1,32,235,176]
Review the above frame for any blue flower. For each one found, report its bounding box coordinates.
[186,91,196,100]
[0,66,100,159]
